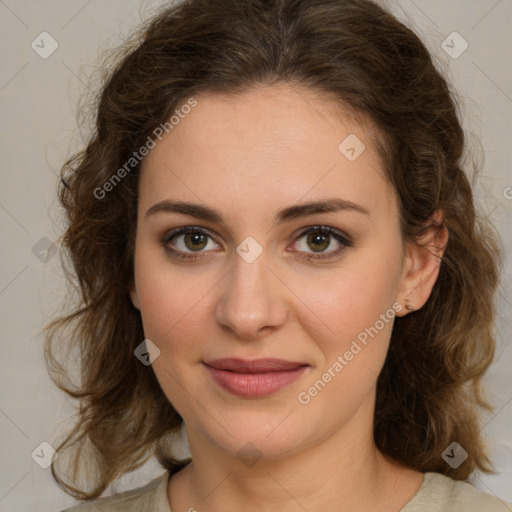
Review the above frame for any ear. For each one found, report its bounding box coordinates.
[129,278,141,310]
[395,209,449,317]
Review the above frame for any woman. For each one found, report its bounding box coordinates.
[45,0,511,510]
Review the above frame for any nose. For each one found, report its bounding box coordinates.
[215,248,288,340]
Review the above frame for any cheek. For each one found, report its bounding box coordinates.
[294,262,398,420]
[134,256,214,412]
[299,249,401,363]
[134,251,217,358]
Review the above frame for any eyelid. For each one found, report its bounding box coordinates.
[290,225,352,262]
[162,225,352,245]
[294,225,353,245]
[161,225,352,260]
[162,226,222,251]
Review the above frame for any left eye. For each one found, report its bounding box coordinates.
[294,227,344,254]
[291,226,351,261]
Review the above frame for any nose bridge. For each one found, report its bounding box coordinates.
[215,243,286,338]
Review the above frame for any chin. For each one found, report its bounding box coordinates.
[201,409,315,461]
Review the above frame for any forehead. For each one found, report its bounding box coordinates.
[138,84,395,221]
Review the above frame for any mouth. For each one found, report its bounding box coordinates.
[202,358,310,397]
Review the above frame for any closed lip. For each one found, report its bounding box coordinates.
[203,358,308,373]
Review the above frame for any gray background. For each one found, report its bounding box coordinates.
[0,1,511,511]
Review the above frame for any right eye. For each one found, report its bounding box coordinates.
[161,227,221,260]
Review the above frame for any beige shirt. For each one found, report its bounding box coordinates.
[60,470,512,511]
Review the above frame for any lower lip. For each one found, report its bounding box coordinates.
[204,364,309,397]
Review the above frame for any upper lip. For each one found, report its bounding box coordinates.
[203,358,308,373]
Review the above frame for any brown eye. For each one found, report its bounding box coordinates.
[305,231,331,252]
[293,226,352,262]
[162,227,221,260]
[182,232,208,251]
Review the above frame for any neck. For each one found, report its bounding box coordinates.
[168,394,423,512]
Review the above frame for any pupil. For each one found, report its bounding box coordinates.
[185,233,206,251]
[308,232,329,252]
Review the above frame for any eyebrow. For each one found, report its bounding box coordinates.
[144,198,370,225]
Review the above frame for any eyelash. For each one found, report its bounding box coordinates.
[161,225,352,262]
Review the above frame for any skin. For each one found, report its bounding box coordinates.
[130,83,448,512]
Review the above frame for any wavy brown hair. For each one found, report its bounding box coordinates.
[42,0,503,501]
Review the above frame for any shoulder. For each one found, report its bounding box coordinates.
[58,471,171,512]
[402,472,512,512]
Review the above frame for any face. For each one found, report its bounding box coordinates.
[130,83,412,462]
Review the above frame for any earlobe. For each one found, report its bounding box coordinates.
[396,210,449,316]
[129,279,140,310]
